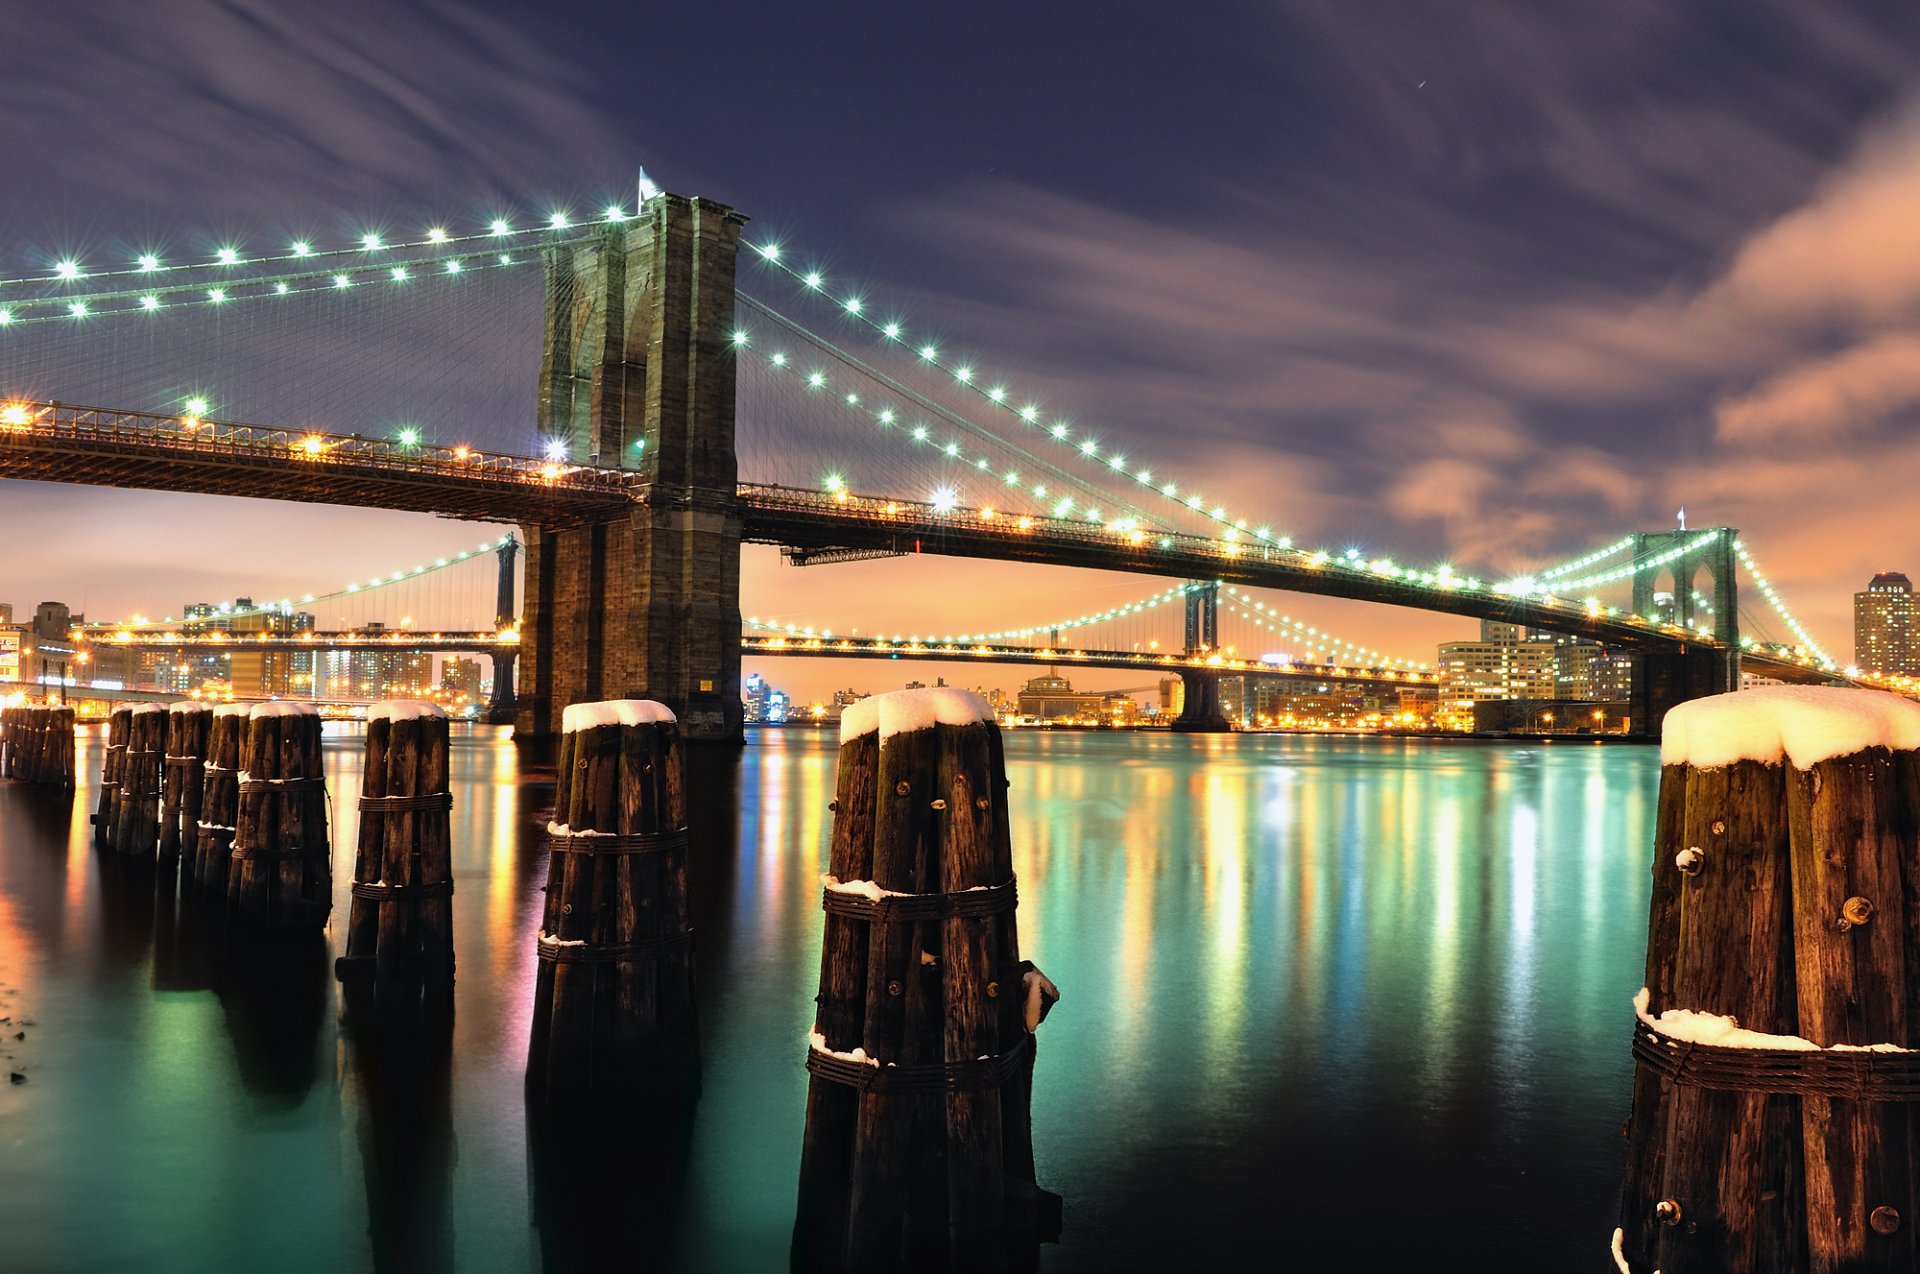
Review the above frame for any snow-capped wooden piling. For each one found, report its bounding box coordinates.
[1618,686,1920,1274]
[226,702,330,927]
[92,704,133,847]
[337,701,455,988]
[1,705,70,787]
[113,704,168,859]
[793,688,1059,1273]
[191,704,249,890]
[525,699,695,1097]
[160,703,212,858]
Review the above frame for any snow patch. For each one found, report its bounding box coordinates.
[839,686,993,744]
[808,1029,879,1068]
[126,703,165,715]
[1661,685,1920,770]
[167,702,212,715]
[367,699,447,723]
[547,821,615,838]
[561,699,676,733]
[538,930,587,948]
[249,701,317,718]
[1633,987,1911,1053]
[213,703,252,718]
[823,873,907,902]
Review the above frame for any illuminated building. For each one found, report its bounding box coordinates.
[1855,571,1919,675]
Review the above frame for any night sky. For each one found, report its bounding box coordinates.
[5,1,1920,701]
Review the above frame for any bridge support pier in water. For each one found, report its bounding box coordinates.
[1170,581,1232,732]
[513,188,748,754]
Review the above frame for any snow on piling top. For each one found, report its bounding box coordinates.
[839,687,994,744]
[560,699,676,733]
[213,703,253,718]
[167,701,213,714]
[249,701,318,718]
[366,700,447,723]
[1661,685,1920,770]
[125,703,166,715]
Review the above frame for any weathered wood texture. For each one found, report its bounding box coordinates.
[794,715,1056,1273]
[1,705,74,787]
[1620,746,1920,1272]
[226,709,331,927]
[337,711,455,988]
[191,710,245,890]
[525,706,695,1096]
[113,706,167,859]
[92,705,132,847]
[160,706,212,856]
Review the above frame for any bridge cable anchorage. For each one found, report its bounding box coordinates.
[737,294,1164,532]
[742,242,1294,549]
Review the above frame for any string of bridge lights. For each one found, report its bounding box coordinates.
[0,206,632,291]
[742,585,1191,646]
[1534,534,1637,582]
[1734,540,1835,668]
[743,238,1289,547]
[1221,588,1427,669]
[84,536,515,630]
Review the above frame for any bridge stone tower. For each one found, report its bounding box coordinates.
[514,190,748,750]
[1171,580,1232,732]
[1628,526,1741,735]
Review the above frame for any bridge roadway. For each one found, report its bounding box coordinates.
[75,629,511,655]
[0,399,1837,686]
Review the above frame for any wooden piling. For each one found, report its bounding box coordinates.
[226,702,331,928]
[525,699,694,1097]
[191,704,249,890]
[0,705,65,786]
[92,704,133,847]
[794,688,1059,1273]
[160,704,213,857]
[113,704,168,860]
[336,701,455,988]
[1618,686,1920,1273]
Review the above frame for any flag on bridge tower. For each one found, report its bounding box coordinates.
[1678,507,1686,530]
[637,167,661,204]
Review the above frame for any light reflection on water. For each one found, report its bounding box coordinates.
[0,724,1654,1271]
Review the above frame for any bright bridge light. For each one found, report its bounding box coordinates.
[931,486,958,513]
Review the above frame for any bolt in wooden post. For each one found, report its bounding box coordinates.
[114,704,168,860]
[160,704,212,857]
[1618,687,1920,1273]
[525,700,694,1097]
[227,702,330,927]
[337,701,455,988]
[92,704,133,848]
[794,689,1059,1273]
[192,704,249,890]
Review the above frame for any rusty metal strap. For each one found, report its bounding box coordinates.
[357,791,453,813]
[805,1031,1033,1094]
[351,879,454,901]
[545,828,687,856]
[238,778,326,793]
[1632,1024,1920,1101]
[203,763,239,774]
[164,755,205,769]
[535,928,694,963]
[820,877,1017,923]
[124,749,160,759]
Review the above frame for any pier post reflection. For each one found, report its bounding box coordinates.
[341,984,457,1273]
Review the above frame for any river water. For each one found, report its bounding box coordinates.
[0,725,1652,1271]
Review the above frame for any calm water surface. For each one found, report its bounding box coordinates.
[0,725,1654,1271]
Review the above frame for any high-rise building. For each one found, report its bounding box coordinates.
[1855,572,1919,674]
[440,656,484,707]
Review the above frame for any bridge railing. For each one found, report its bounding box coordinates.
[0,399,644,496]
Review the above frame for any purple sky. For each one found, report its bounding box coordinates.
[4,1,1920,702]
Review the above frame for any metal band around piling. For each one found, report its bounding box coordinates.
[535,928,694,963]
[230,846,315,861]
[238,777,327,793]
[805,1031,1034,1094]
[356,791,453,813]
[544,827,689,856]
[1632,1022,1920,1101]
[820,876,1018,924]
[351,879,454,901]
[164,755,202,770]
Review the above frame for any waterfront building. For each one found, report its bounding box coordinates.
[441,656,484,707]
[1855,571,1919,675]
